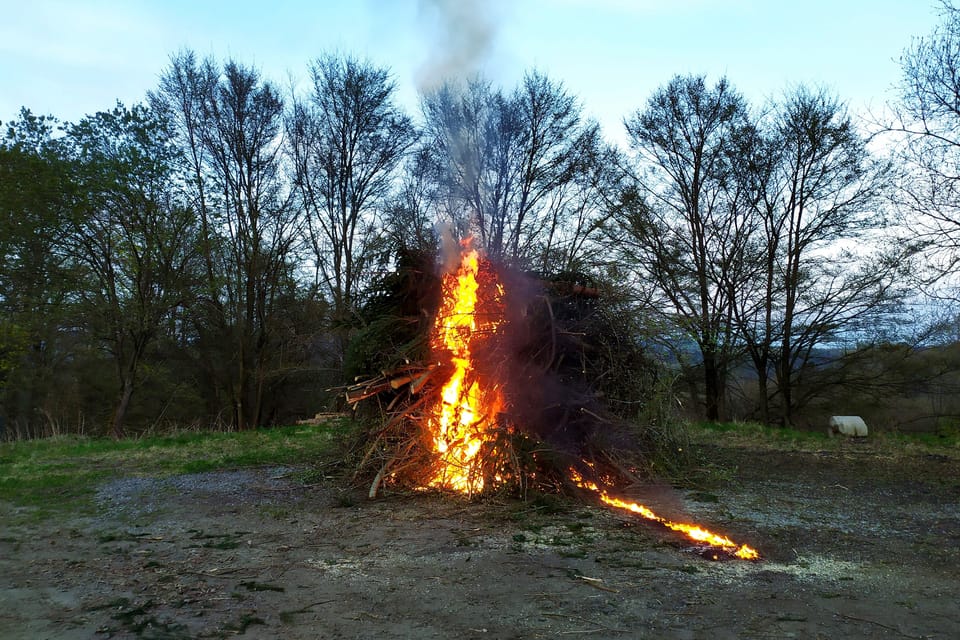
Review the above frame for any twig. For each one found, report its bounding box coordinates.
[834,612,929,639]
[542,613,625,634]
[579,407,610,423]
[369,438,418,498]
[574,575,620,593]
[181,570,257,579]
[284,600,337,614]
[409,365,438,394]
[369,456,394,499]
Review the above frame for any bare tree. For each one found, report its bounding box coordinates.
[384,147,443,256]
[617,75,757,421]
[742,87,902,425]
[149,51,219,304]
[287,53,417,351]
[204,61,300,430]
[154,54,299,430]
[890,0,960,290]
[420,71,603,269]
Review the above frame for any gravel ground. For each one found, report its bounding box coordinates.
[1,443,958,639]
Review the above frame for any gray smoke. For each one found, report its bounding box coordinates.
[436,221,461,274]
[415,0,500,91]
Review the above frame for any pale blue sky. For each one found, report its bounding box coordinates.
[0,0,943,145]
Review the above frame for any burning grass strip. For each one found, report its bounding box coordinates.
[570,469,760,561]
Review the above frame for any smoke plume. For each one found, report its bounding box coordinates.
[415,0,501,91]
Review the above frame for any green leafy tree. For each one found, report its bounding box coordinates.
[63,103,200,438]
[0,110,80,436]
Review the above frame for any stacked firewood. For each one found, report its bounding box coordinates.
[341,362,440,409]
[328,361,446,497]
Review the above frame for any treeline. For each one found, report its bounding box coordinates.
[4,7,960,439]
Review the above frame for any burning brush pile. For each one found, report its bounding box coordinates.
[339,239,759,561]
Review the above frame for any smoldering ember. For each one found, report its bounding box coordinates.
[337,237,758,561]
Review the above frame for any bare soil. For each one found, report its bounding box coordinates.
[1,441,958,639]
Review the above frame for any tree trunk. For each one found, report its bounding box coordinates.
[756,366,770,425]
[111,377,134,440]
[703,352,722,421]
[778,350,793,427]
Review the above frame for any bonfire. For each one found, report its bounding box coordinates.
[341,239,759,561]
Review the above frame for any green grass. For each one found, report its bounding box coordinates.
[687,420,960,451]
[0,419,355,515]
[689,420,828,444]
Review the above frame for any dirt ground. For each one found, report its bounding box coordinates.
[1,441,958,639]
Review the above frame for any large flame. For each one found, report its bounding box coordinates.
[425,243,505,493]
[423,242,759,560]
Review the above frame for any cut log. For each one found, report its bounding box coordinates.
[389,375,414,390]
[409,365,439,394]
[345,380,392,404]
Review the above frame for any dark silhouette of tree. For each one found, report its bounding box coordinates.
[891,0,960,291]
[420,71,604,269]
[739,87,901,425]
[0,111,79,436]
[149,51,220,305]
[617,75,756,421]
[153,53,300,430]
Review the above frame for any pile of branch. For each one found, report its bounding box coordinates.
[329,269,651,500]
[330,360,446,498]
[333,354,583,500]
[340,363,440,409]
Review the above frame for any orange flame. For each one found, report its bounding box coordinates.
[425,243,505,493]
[570,469,760,560]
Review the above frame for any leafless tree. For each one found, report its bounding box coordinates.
[420,71,604,269]
[154,53,299,430]
[287,53,417,353]
[742,87,903,425]
[384,147,443,256]
[617,75,757,421]
[889,0,960,292]
[205,61,300,429]
[149,51,219,303]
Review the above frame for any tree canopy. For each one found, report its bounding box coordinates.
[1,36,958,439]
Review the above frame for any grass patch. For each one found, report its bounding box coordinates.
[688,420,960,454]
[0,420,354,517]
[690,421,828,444]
